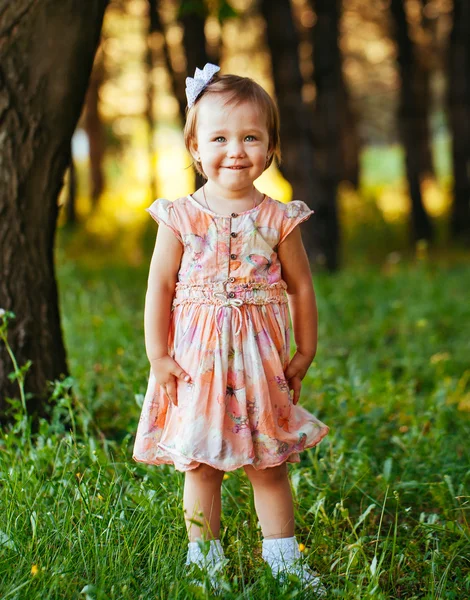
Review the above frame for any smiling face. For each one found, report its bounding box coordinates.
[190,93,271,196]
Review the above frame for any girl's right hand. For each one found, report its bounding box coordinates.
[150,355,192,406]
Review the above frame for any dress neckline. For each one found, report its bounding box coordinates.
[186,193,269,218]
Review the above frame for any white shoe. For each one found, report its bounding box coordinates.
[275,562,327,596]
[186,539,228,594]
[262,536,327,597]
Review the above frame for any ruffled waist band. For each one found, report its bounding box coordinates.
[172,280,288,308]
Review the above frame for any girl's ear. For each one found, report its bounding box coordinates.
[189,140,200,162]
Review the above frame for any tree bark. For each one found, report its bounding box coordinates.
[260,0,334,269]
[85,50,105,208]
[158,6,186,122]
[339,78,360,188]
[308,0,360,189]
[179,2,210,191]
[146,0,159,202]
[0,0,108,417]
[390,0,434,242]
[448,0,470,241]
[309,0,344,269]
[65,146,77,225]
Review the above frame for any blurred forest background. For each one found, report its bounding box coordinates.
[60,0,468,270]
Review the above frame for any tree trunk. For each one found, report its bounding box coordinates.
[179,2,209,191]
[146,0,159,202]
[85,49,105,208]
[448,0,470,241]
[0,0,108,417]
[159,7,186,122]
[65,147,77,225]
[339,77,360,188]
[390,0,434,242]
[260,0,333,268]
[310,0,344,268]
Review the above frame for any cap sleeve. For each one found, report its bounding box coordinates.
[146,199,183,243]
[279,200,314,244]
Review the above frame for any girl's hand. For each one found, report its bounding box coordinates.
[284,351,313,405]
[150,354,191,406]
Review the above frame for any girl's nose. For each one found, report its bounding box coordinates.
[227,141,246,157]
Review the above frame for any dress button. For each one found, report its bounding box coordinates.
[228,292,235,298]
[229,277,235,282]
[230,253,237,259]
[231,212,238,218]
[231,232,237,238]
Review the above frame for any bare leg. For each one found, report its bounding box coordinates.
[183,464,225,541]
[244,463,295,538]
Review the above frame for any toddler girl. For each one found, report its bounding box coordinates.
[133,63,330,595]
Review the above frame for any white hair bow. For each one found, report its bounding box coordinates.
[185,63,220,108]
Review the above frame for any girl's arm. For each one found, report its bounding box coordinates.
[277,225,318,404]
[145,222,190,405]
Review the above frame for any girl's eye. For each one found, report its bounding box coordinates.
[245,135,256,142]
[214,136,226,142]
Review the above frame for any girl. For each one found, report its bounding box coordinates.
[133,63,330,595]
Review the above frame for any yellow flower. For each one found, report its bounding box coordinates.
[31,564,39,576]
[298,543,306,552]
[430,352,450,364]
[116,347,125,356]
[97,494,104,501]
[458,394,470,412]
[223,474,230,480]
[416,239,428,260]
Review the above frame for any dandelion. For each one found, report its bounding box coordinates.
[31,564,39,576]
[97,494,104,501]
[386,252,401,265]
[458,394,470,412]
[223,473,230,480]
[430,352,450,364]
[416,239,428,260]
[298,543,306,552]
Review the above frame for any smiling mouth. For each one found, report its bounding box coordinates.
[226,166,247,170]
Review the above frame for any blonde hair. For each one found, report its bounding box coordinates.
[183,74,281,178]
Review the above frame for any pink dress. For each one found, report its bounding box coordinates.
[133,194,330,472]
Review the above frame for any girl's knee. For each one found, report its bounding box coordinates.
[244,462,288,485]
[187,463,225,484]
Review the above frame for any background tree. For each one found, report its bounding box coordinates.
[0,0,108,414]
[310,0,344,270]
[178,0,210,190]
[448,0,470,242]
[146,0,160,201]
[390,0,434,242]
[85,48,107,209]
[260,0,333,268]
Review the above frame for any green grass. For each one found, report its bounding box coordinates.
[1,253,470,598]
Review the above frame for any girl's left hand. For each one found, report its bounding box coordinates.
[284,351,313,405]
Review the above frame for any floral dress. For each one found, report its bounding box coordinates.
[133,194,330,472]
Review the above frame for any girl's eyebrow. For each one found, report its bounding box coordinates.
[208,127,265,135]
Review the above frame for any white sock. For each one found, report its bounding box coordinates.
[262,536,301,574]
[186,539,225,569]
